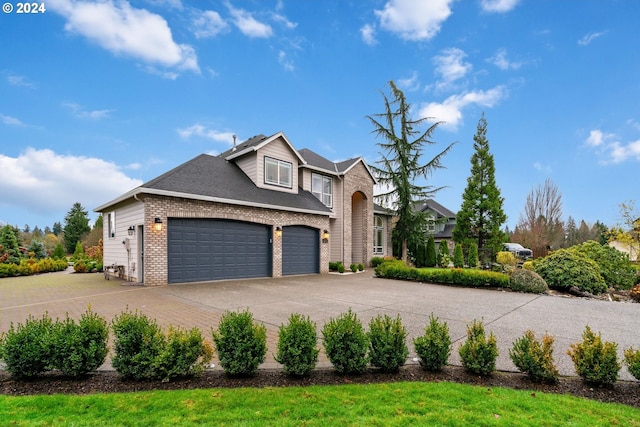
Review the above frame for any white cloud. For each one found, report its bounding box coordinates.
[585,129,640,163]
[7,74,36,88]
[271,12,297,30]
[177,124,235,144]
[62,102,113,120]
[192,10,229,39]
[480,0,520,13]
[396,71,420,91]
[432,48,472,90]
[48,0,199,73]
[418,86,507,130]
[0,147,142,216]
[487,48,523,70]
[225,2,273,38]
[278,51,295,72]
[578,31,607,46]
[0,113,25,126]
[374,0,455,41]
[360,24,377,46]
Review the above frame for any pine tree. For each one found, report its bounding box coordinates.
[437,240,449,267]
[0,225,22,264]
[368,81,455,263]
[452,114,507,255]
[63,202,91,254]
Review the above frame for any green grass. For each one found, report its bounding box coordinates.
[1,381,638,426]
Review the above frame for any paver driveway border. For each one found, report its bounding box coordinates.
[1,269,638,380]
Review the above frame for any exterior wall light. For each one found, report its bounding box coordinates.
[275,226,282,238]
[153,217,163,231]
[127,226,135,236]
[322,229,329,241]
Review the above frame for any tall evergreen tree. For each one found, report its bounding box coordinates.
[0,225,21,264]
[368,81,455,262]
[63,202,91,254]
[452,114,507,254]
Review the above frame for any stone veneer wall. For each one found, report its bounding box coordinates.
[143,195,330,286]
[341,162,375,267]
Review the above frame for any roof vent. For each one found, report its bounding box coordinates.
[232,134,237,151]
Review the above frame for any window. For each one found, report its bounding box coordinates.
[373,215,384,254]
[108,212,116,238]
[311,173,332,207]
[264,157,292,188]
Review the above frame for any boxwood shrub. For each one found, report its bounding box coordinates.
[413,314,451,372]
[567,326,620,386]
[212,309,267,377]
[0,314,54,378]
[322,308,369,374]
[275,313,319,377]
[368,314,408,373]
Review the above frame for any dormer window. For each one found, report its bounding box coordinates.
[312,173,332,207]
[265,157,292,188]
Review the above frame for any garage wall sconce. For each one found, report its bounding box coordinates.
[274,226,282,238]
[127,226,135,236]
[153,217,163,232]
[322,229,329,242]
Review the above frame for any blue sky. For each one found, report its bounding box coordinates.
[1,0,639,232]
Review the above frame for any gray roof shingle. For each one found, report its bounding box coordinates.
[142,154,331,214]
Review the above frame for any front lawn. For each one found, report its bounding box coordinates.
[1,381,638,426]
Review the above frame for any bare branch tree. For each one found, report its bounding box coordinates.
[516,178,564,250]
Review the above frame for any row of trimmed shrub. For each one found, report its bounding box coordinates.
[2,308,639,387]
[0,258,69,278]
[375,259,512,289]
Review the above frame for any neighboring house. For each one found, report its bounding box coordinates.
[95,131,393,286]
[415,199,457,249]
[609,240,639,262]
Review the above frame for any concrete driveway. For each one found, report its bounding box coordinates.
[1,269,638,380]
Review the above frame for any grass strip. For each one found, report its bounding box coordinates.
[1,381,638,426]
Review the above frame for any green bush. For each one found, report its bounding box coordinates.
[437,241,450,268]
[413,314,451,372]
[275,313,319,377]
[571,241,636,290]
[329,261,343,271]
[0,314,54,378]
[496,251,517,270]
[509,330,559,384]
[459,320,498,376]
[358,263,364,271]
[212,309,267,376]
[49,309,109,377]
[453,244,464,268]
[567,326,620,386]
[426,236,436,268]
[467,242,479,268]
[153,326,213,382]
[370,257,385,267]
[509,269,549,294]
[623,347,640,381]
[350,263,358,273]
[111,310,166,380]
[322,308,369,374]
[52,243,66,260]
[375,260,510,289]
[368,314,408,373]
[337,264,345,273]
[534,249,607,295]
[522,261,534,271]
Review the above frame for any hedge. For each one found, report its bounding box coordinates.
[375,259,510,289]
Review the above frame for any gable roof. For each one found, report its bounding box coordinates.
[298,148,377,183]
[220,131,306,164]
[95,154,331,216]
[415,199,456,218]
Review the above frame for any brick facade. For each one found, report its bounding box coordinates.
[143,195,330,286]
[341,162,375,267]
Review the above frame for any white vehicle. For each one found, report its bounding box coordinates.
[503,243,533,260]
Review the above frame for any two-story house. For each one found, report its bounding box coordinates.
[95,131,393,286]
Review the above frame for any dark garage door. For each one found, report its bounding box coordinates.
[168,219,272,283]
[282,225,319,275]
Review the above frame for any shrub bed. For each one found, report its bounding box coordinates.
[375,259,509,289]
[0,258,68,278]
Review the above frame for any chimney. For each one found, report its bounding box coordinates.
[232,134,237,151]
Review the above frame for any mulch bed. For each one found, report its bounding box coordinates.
[2,365,639,408]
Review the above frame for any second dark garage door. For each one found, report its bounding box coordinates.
[282,225,319,275]
[168,218,272,283]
